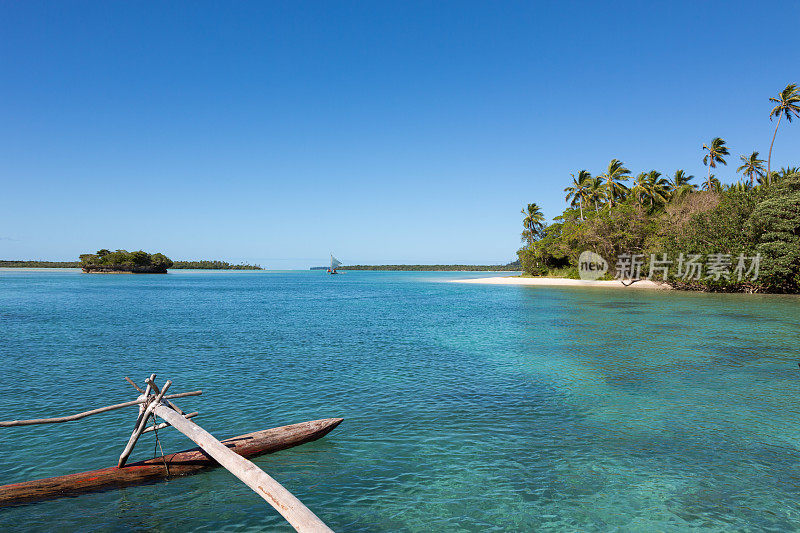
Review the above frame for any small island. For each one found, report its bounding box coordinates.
[80,249,173,274]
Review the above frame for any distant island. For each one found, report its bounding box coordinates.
[80,249,173,273]
[171,260,262,270]
[1,254,263,271]
[0,260,81,268]
[311,261,521,271]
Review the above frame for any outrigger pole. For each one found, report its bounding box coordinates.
[0,390,202,427]
[0,374,335,533]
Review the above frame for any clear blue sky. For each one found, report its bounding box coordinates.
[1,1,798,268]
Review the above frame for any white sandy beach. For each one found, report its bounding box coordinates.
[452,276,672,290]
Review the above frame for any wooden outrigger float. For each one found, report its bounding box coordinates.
[0,375,342,533]
[0,419,342,505]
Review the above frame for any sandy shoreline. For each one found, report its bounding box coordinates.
[451,276,672,290]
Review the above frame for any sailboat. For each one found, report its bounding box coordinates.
[327,254,342,274]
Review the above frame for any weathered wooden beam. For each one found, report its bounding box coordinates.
[0,391,202,427]
[146,377,185,415]
[154,404,334,532]
[124,376,144,394]
[0,399,145,428]
[162,391,203,401]
[143,373,156,397]
[142,411,199,434]
[118,381,172,468]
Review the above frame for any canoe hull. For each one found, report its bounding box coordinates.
[0,417,342,506]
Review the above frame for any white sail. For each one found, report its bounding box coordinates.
[331,254,342,269]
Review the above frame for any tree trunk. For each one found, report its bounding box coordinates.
[768,113,782,182]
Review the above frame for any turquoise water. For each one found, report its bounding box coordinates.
[1,269,800,531]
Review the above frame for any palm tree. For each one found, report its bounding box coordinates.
[701,175,722,192]
[668,170,696,200]
[702,137,729,190]
[599,159,631,210]
[736,151,766,187]
[585,176,604,211]
[631,172,649,205]
[767,83,800,180]
[564,170,591,220]
[643,170,670,208]
[521,203,545,244]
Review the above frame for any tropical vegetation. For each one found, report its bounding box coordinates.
[518,83,800,293]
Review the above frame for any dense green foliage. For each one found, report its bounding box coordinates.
[171,260,262,270]
[749,179,800,291]
[79,249,173,272]
[80,249,173,269]
[520,175,800,292]
[314,262,521,271]
[519,84,800,293]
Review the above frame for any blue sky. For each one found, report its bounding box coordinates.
[1,1,798,268]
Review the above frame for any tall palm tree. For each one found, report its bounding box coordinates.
[702,137,729,190]
[585,176,604,211]
[767,83,800,179]
[599,159,631,210]
[668,169,696,200]
[736,151,766,187]
[521,203,545,244]
[564,170,591,220]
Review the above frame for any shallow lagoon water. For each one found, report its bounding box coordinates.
[1,269,799,531]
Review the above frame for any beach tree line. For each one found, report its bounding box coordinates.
[171,260,262,270]
[519,83,800,293]
[331,262,520,271]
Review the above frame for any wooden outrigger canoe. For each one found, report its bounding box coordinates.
[0,417,343,507]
